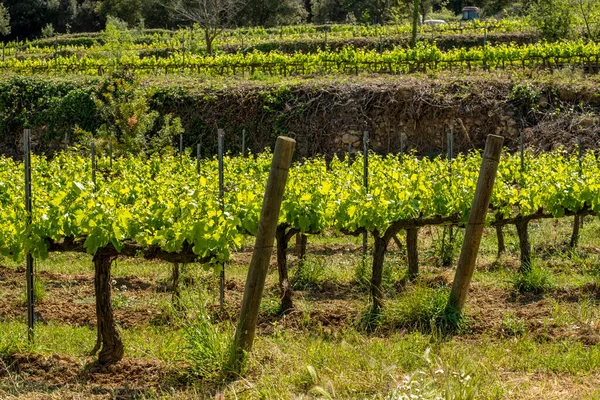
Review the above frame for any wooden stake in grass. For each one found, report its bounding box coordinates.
[447,134,504,315]
[229,136,296,374]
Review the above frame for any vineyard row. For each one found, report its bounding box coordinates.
[2,41,597,76]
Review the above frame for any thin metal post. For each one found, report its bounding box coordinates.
[520,130,524,172]
[91,142,96,189]
[483,27,487,47]
[24,129,34,343]
[196,143,201,174]
[179,134,183,162]
[448,126,454,246]
[578,134,583,170]
[218,129,225,312]
[578,133,584,228]
[400,132,404,155]
[242,129,246,157]
[363,131,369,256]
[348,142,352,169]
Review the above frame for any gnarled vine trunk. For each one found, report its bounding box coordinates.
[516,219,531,273]
[295,233,307,260]
[276,226,294,313]
[570,215,580,249]
[407,228,419,281]
[495,225,506,256]
[371,235,388,312]
[91,246,124,367]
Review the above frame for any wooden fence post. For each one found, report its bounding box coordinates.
[228,136,296,373]
[447,134,504,314]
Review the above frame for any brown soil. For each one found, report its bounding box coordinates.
[0,267,167,329]
[0,353,177,399]
[467,284,600,344]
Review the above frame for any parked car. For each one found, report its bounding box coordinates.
[423,19,447,25]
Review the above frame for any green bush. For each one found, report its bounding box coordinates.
[511,264,556,294]
[501,313,527,337]
[20,279,46,305]
[184,302,232,381]
[386,285,462,332]
[292,256,326,290]
[530,0,576,41]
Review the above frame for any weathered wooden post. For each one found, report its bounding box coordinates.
[447,135,504,314]
[229,136,296,373]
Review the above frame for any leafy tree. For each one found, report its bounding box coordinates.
[167,0,247,55]
[530,0,576,41]
[0,4,11,38]
[4,0,59,39]
[70,0,103,33]
[411,0,420,46]
[240,0,307,26]
[103,16,134,60]
[572,0,600,41]
[93,74,182,155]
[96,0,145,27]
[41,23,55,38]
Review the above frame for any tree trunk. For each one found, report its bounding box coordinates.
[92,247,124,366]
[407,228,419,281]
[496,225,506,256]
[304,0,312,22]
[570,215,580,249]
[205,29,213,56]
[516,219,531,273]
[276,226,293,313]
[295,233,307,260]
[411,0,421,47]
[371,235,388,312]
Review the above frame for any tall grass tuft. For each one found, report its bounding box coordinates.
[183,292,232,381]
[511,263,555,294]
[292,256,326,290]
[386,285,464,333]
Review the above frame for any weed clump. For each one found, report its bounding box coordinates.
[512,264,555,294]
[385,285,464,333]
[500,313,527,337]
[292,257,326,290]
[181,291,233,381]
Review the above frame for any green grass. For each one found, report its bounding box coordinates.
[511,263,556,294]
[2,217,600,398]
